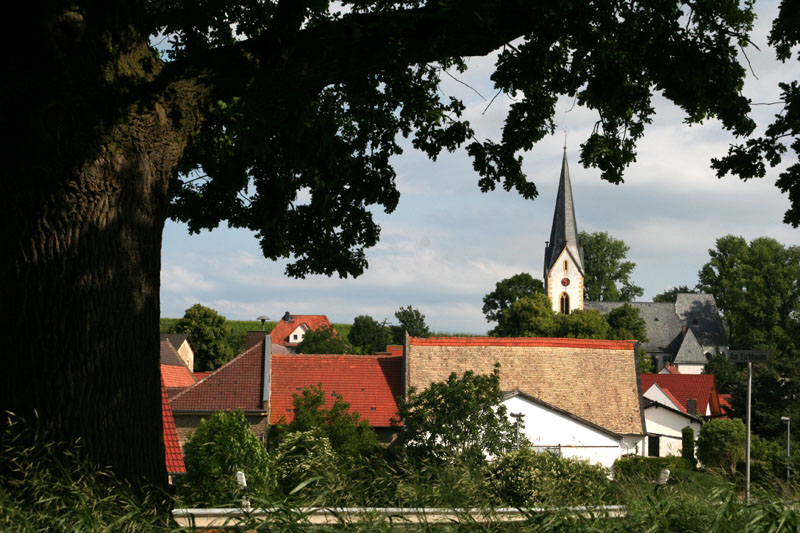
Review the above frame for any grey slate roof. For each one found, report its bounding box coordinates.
[675,294,728,352]
[584,301,683,353]
[160,338,187,367]
[544,151,584,277]
[585,294,728,357]
[673,328,708,365]
[160,333,188,349]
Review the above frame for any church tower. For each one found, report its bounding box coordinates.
[543,150,584,314]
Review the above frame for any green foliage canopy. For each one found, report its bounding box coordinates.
[490,293,559,337]
[296,325,353,354]
[279,385,380,459]
[174,304,235,371]
[392,305,431,343]
[580,231,643,302]
[482,273,545,323]
[393,365,516,465]
[179,410,273,506]
[348,315,392,354]
[696,418,746,475]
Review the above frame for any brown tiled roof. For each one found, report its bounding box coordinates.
[406,336,643,435]
[270,354,402,426]
[161,379,186,474]
[171,342,265,413]
[270,315,332,346]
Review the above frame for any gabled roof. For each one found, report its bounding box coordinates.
[544,151,584,277]
[407,336,643,435]
[160,333,189,350]
[270,314,332,346]
[502,390,623,439]
[171,342,265,412]
[270,354,403,427]
[718,394,732,418]
[674,328,708,365]
[643,382,686,413]
[161,379,186,475]
[675,294,728,350]
[642,398,699,422]
[170,341,403,427]
[640,373,720,416]
[160,340,197,392]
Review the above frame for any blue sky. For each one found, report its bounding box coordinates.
[160,1,798,333]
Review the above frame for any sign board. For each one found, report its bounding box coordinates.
[729,350,772,363]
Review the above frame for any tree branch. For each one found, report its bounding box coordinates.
[160,1,542,108]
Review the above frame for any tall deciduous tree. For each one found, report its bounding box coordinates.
[491,293,559,337]
[482,273,545,323]
[697,235,800,351]
[2,0,773,489]
[580,231,643,302]
[174,303,234,371]
[348,315,392,354]
[392,305,431,343]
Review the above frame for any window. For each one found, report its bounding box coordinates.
[560,293,570,314]
[292,334,298,340]
[563,260,568,272]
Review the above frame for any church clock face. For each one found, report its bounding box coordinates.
[561,277,570,287]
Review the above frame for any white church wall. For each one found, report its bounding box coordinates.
[503,395,623,470]
[546,248,584,314]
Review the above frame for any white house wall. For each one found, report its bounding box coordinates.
[644,406,701,458]
[503,396,624,469]
[642,384,683,412]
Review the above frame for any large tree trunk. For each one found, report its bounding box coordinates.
[1,8,200,491]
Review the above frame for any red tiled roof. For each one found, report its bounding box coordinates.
[409,336,636,350]
[193,371,211,381]
[270,354,403,427]
[161,379,186,474]
[161,364,197,389]
[270,315,332,346]
[641,373,719,415]
[719,394,732,418]
[171,342,265,412]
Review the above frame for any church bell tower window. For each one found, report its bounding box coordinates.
[564,260,568,272]
[560,293,570,314]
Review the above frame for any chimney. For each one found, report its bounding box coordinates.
[282,311,293,322]
[686,398,697,416]
[261,334,272,412]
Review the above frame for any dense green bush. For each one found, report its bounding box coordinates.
[696,418,746,475]
[682,426,696,465]
[490,448,611,506]
[178,410,273,506]
[271,429,342,499]
[613,455,694,481]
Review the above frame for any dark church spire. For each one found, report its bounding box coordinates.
[544,149,584,278]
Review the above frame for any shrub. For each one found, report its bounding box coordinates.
[178,410,273,506]
[682,426,696,466]
[613,455,694,481]
[490,448,611,506]
[696,418,746,475]
[271,429,342,499]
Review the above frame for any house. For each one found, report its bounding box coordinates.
[405,336,647,463]
[160,333,195,371]
[160,339,197,398]
[170,336,402,445]
[585,294,728,373]
[267,312,334,352]
[502,390,635,469]
[639,373,722,458]
[161,378,186,484]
